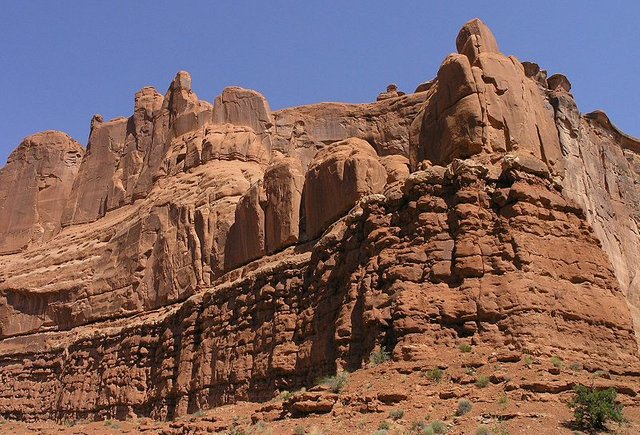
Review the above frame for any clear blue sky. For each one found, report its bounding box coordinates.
[1,1,638,163]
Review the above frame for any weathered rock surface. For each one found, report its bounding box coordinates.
[303,137,387,239]
[0,18,638,424]
[0,131,83,254]
[410,18,563,177]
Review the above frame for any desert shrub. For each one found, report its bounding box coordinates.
[389,409,404,420]
[410,420,427,432]
[378,420,390,430]
[570,362,583,372]
[550,356,563,369]
[475,425,490,435]
[426,368,444,383]
[228,424,248,435]
[522,355,534,368]
[456,399,472,416]
[475,375,490,388]
[372,430,388,435]
[369,348,391,366]
[293,426,306,435]
[429,420,447,433]
[593,369,610,378]
[465,366,475,375]
[568,384,623,429]
[498,394,509,406]
[459,344,472,353]
[279,390,294,401]
[317,371,349,393]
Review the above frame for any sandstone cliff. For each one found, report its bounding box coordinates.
[0,19,638,424]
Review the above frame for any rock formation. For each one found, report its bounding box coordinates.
[0,131,83,254]
[0,18,638,426]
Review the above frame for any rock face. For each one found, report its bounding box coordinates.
[304,138,387,239]
[411,18,563,177]
[0,18,638,423]
[0,131,83,254]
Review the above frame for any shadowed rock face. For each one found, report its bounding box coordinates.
[0,18,638,422]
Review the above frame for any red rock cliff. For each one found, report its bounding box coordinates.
[0,19,638,422]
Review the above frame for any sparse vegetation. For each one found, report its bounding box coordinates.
[459,343,473,353]
[372,430,388,435]
[410,420,427,433]
[570,362,583,372]
[550,356,563,369]
[498,394,509,406]
[429,420,447,433]
[593,369,610,378]
[294,426,306,435]
[456,398,472,416]
[523,355,534,368]
[193,409,204,417]
[426,367,444,383]
[279,390,294,401]
[568,384,624,430]
[475,375,490,388]
[465,366,475,376]
[369,348,391,366]
[389,409,404,420]
[317,371,349,393]
[252,421,273,435]
[476,425,490,435]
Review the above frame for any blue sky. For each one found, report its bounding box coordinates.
[1,1,638,163]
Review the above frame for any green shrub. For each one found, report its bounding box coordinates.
[279,390,293,401]
[550,356,563,369]
[378,420,390,430]
[293,426,306,435]
[498,394,509,406]
[568,384,623,429]
[317,371,349,393]
[388,409,404,420]
[475,425,490,435]
[426,368,444,383]
[456,399,472,416]
[369,348,391,366]
[459,344,472,353]
[522,355,534,368]
[429,420,447,433]
[475,375,490,388]
[372,430,388,435]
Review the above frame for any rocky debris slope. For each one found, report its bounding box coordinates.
[0,18,638,425]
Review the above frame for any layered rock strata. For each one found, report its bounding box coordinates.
[0,18,638,422]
